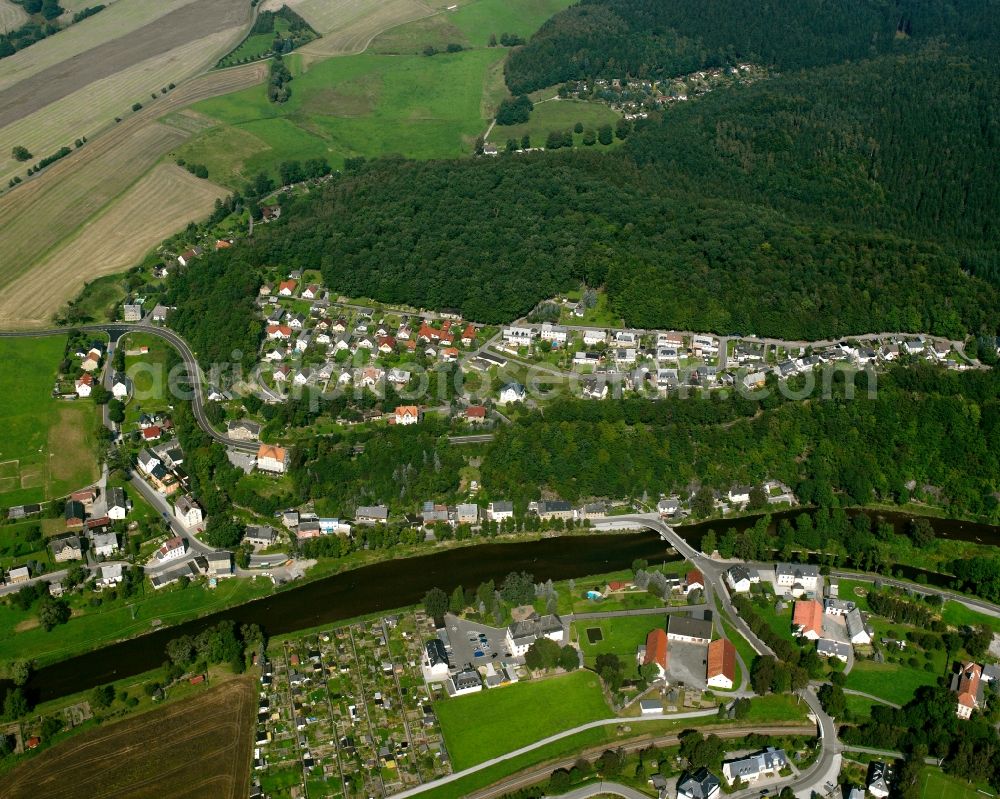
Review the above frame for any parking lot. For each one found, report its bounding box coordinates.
[442,614,511,670]
[665,641,709,690]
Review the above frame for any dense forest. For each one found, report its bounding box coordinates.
[479,365,1000,520]
[505,0,1000,92]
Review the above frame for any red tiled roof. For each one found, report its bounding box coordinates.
[686,569,704,586]
[793,600,824,637]
[466,405,486,418]
[707,638,736,682]
[643,628,668,670]
[956,662,982,709]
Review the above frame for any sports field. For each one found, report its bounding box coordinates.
[920,768,983,799]
[0,677,256,799]
[0,336,98,506]
[178,46,507,184]
[0,164,227,327]
[434,670,610,769]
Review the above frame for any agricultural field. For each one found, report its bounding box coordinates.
[0,677,256,799]
[292,0,439,61]
[434,670,610,770]
[0,0,27,34]
[0,336,98,507]
[176,47,507,185]
[0,163,226,327]
[487,97,622,149]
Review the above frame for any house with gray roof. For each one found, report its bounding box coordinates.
[677,767,721,799]
[505,614,564,656]
[722,746,788,785]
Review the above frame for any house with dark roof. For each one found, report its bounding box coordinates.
[667,614,713,644]
[677,767,721,799]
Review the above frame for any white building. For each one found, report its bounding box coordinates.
[774,562,818,595]
[487,501,514,521]
[722,747,788,786]
[539,323,567,344]
[106,487,129,520]
[502,326,534,346]
[97,563,124,588]
[499,382,526,404]
[257,444,288,474]
[582,329,606,346]
[505,614,564,657]
[91,532,119,558]
[156,536,187,563]
[845,607,872,645]
[174,495,203,528]
[725,565,755,593]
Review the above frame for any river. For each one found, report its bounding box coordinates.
[22,531,677,704]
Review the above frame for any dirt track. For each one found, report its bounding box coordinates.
[0,677,256,799]
[0,0,251,129]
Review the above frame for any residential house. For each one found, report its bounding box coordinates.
[677,767,721,799]
[499,382,526,404]
[107,487,129,519]
[792,600,824,640]
[502,326,533,346]
[657,498,680,517]
[245,526,277,547]
[451,668,482,696]
[539,323,567,344]
[639,628,668,678]
[775,562,819,596]
[227,420,262,441]
[123,304,143,322]
[174,494,204,528]
[75,374,94,397]
[257,444,288,474]
[80,347,102,372]
[487,501,514,521]
[816,639,850,662]
[395,406,421,426]
[156,536,187,563]
[505,613,564,656]
[97,563,124,588]
[741,371,767,391]
[136,448,161,477]
[91,531,119,558]
[845,607,872,645]
[50,536,82,562]
[64,500,86,528]
[535,500,574,520]
[278,280,297,296]
[824,598,855,616]
[455,504,478,525]
[692,335,719,356]
[465,405,487,424]
[666,614,712,644]
[582,329,606,346]
[685,569,705,594]
[266,324,292,341]
[356,506,389,524]
[206,551,233,578]
[7,566,30,585]
[111,373,132,399]
[706,639,736,689]
[461,323,476,346]
[293,367,312,386]
[301,284,321,300]
[952,662,984,719]
[725,565,755,593]
[867,761,892,798]
[727,485,752,505]
[261,204,281,222]
[722,747,788,786]
[424,639,450,678]
[177,247,202,266]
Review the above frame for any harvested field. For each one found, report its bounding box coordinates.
[0,0,250,129]
[294,0,437,61]
[0,164,228,327]
[0,0,27,34]
[0,27,247,186]
[0,678,256,799]
[0,62,266,322]
[0,0,195,91]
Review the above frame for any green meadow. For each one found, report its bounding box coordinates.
[488,98,622,149]
[0,336,98,506]
[434,670,610,769]
[171,0,582,187]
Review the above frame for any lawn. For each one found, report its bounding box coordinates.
[845,659,939,706]
[178,47,508,186]
[488,98,622,150]
[844,692,881,720]
[574,615,664,679]
[0,576,274,667]
[920,767,984,799]
[434,670,611,769]
[941,601,998,630]
[0,336,99,506]
[122,331,174,428]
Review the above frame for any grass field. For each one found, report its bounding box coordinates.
[178,47,507,184]
[920,767,984,799]
[434,670,610,769]
[0,163,226,327]
[488,97,622,149]
[0,677,255,799]
[293,0,438,60]
[124,332,175,426]
[844,659,938,706]
[941,601,998,629]
[575,615,663,679]
[0,336,98,506]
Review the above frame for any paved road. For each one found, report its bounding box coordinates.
[546,782,648,799]
[390,708,721,798]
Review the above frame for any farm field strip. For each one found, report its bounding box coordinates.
[0,0,27,34]
[0,0,196,90]
[296,0,437,61]
[0,61,267,310]
[0,26,248,186]
[0,0,249,129]
[0,678,256,799]
[0,164,228,328]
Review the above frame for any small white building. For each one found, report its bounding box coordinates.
[156,536,187,563]
[499,382,526,404]
[582,329,606,346]
[91,532,119,558]
[845,607,872,645]
[487,501,514,521]
[97,563,124,588]
[725,565,755,593]
[257,444,288,474]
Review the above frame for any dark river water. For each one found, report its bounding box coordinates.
[22,532,677,704]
